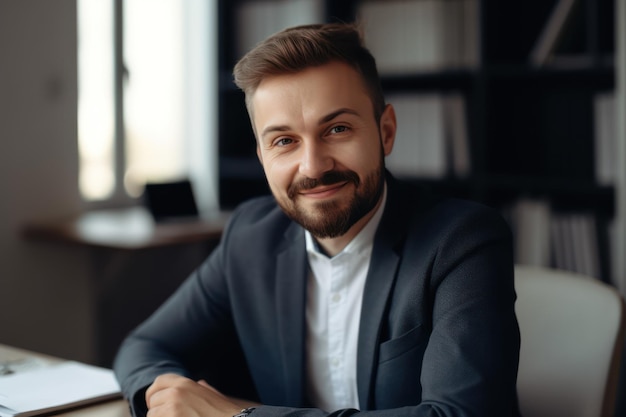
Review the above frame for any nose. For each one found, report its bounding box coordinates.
[298,139,334,179]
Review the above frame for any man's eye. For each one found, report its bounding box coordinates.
[330,125,348,134]
[275,138,293,147]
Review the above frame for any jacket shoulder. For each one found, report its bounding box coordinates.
[222,195,297,245]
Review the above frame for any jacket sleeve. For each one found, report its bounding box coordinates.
[411,200,520,417]
[113,207,257,417]
[114,198,520,417]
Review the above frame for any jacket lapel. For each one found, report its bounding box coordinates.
[275,222,308,406]
[356,177,410,409]
[271,175,423,409]
[356,233,401,409]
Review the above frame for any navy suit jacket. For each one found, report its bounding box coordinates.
[114,176,520,417]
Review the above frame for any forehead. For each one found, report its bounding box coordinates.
[250,61,372,118]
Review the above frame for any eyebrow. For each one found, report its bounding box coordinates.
[319,108,360,124]
[259,108,361,141]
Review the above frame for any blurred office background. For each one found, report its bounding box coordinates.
[0,0,625,414]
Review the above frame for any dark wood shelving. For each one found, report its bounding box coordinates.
[398,174,614,216]
[216,0,616,224]
[380,70,477,92]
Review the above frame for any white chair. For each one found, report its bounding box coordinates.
[514,265,625,417]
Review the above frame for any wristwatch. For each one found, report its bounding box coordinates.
[233,407,256,417]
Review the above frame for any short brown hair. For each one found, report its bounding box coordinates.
[233,23,386,121]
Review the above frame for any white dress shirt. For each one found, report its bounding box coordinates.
[304,187,387,411]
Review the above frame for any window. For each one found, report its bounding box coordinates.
[77,0,218,210]
[77,0,115,201]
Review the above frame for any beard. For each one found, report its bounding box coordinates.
[274,154,385,239]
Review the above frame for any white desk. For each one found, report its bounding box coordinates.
[22,207,230,250]
[0,344,130,417]
[54,400,129,417]
[52,400,129,417]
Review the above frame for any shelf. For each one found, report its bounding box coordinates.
[482,63,615,88]
[475,175,615,216]
[396,174,615,216]
[380,70,477,92]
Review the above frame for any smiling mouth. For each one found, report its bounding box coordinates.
[299,181,349,198]
[288,170,360,200]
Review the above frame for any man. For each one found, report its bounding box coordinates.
[114,23,520,417]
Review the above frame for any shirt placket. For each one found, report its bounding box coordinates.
[327,255,349,406]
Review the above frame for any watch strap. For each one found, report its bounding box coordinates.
[233,407,256,417]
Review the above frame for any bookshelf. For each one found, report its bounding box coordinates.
[216,0,622,286]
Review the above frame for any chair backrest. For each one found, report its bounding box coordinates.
[514,265,625,417]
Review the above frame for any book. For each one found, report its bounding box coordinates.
[593,91,617,185]
[575,213,601,279]
[529,0,579,66]
[550,213,567,270]
[0,361,121,417]
[461,0,481,69]
[550,213,577,273]
[358,0,479,74]
[236,0,324,59]
[385,92,471,179]
[512,198,552,267]
[549,211,602,279]
[359,0,406,73]
[385,93,448,178]
[443,93,471,177]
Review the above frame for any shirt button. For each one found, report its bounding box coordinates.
[331,357,340,367]
[331,293,341,303]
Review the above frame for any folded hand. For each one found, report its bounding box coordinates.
[145,373,244,417]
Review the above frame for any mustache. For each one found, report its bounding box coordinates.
[288,170,360,198]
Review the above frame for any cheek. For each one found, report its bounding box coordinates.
[341,142,380,171]
[261,156,294,190]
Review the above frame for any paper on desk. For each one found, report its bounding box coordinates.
[0,361,121,417]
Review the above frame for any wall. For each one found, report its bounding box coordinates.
[0,0,95,362]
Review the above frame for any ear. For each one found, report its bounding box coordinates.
[379,104,396,156]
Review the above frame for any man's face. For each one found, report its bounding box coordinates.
[251,61,396,239]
